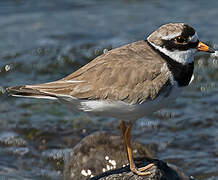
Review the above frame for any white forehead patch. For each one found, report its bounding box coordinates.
[189,32,199,43]
[161,32,182,40]
[161,32,198,42]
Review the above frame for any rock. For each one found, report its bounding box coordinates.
[63,131,193,180]
[91,158,193,180]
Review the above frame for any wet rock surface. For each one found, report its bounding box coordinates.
[64,132,192,180]
[92,159,192,180]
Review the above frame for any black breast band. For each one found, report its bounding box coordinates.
[146,40,194,87]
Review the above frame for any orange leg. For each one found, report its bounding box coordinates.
[120,121,127,140]
[120,120,154,176]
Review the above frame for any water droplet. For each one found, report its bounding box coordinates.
[81,170,88,176]
[105,156,109,160]
[200,86,205,92]
[106,165,110,170]
[5,64,11,72]
[110,160,116,166]
[103,49,108,54]
[0,87,5,94]
[212,59,218,65]
[87,169,91,175]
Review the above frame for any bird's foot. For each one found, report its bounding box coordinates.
[120,120,154,176]
[130,163,154,176]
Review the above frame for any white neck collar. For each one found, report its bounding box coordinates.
[148,40,197,65]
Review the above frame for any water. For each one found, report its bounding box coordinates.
[0,0,218,179]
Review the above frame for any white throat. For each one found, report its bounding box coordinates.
[148,41,197,65]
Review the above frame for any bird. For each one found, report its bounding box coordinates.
[6,23,215,176]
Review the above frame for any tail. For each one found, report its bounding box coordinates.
[6,85,58,100]
[6,80,79,101]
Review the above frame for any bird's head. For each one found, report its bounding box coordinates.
[147,23,215,65]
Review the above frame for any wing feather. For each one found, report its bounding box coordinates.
[7,40,171,104]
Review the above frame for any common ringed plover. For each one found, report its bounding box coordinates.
[6,23,215,176]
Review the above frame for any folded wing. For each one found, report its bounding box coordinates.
[7,40,171,104]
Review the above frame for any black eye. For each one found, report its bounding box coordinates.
[174,36,186,44]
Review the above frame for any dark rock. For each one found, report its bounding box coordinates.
[63,131,193,180]
[91,158,193,180]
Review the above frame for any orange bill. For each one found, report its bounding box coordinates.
[197,41,215,53]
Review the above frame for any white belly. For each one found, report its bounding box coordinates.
[65,85,183,121]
